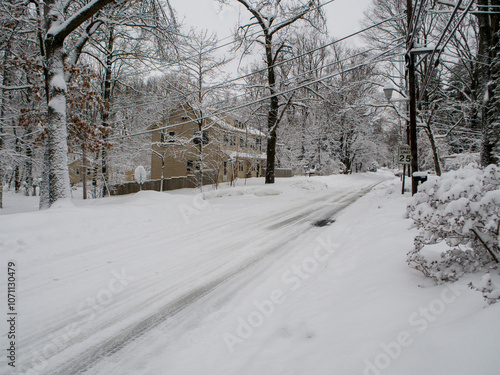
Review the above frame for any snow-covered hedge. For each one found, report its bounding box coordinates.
[407,164,500,283]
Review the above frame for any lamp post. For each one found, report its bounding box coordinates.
[383,85,410,152]
[384,85,410,193]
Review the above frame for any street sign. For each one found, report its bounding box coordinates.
[398,145,411,165]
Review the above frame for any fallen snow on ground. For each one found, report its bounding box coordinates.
[202,185,281,199]
[1,171,499,375]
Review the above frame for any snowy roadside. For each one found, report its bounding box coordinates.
[1,172,499,375]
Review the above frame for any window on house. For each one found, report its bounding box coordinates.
[240,138,245,148]
[87,168,91,176]
[256,138,262,152]
[168,131,175,142]
[76,168,80,175]
[223,134,229,145]
[230,136,236,146]
[160,132,165,143]
[195,160,201,171]
[239,162,244,172]
[187,160,193,173]
[193,131,201,144]
[181,116,188,120]
[193,130,208,145]
[202,130,209,144]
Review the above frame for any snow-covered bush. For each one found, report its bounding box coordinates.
[368,161,378,172]
[469,273,500,305]
[407,164,500,283]
[443,153,480,171]
[134,166,147,190]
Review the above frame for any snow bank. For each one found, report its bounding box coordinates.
[203,186,281,199]
[288,179,328,191]
[408,164,500,282]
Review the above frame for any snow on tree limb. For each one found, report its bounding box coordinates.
[46,0,117,46]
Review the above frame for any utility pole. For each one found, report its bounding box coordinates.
[407,0,419,195]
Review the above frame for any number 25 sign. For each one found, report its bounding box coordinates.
[398,145,411,164]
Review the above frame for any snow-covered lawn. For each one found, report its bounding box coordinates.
[1,171,499,375]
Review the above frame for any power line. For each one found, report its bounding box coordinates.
[1,12,404,126]
[108,43,402,141]
[107,34,403,129]
[120,0,338,79]
[111,15,404,114]
[418,0,475,101]
[106,43,389,127]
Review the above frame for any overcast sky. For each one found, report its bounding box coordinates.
[169,0,373,74]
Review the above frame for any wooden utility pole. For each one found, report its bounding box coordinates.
[407,0,419,195]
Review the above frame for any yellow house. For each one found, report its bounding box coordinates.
[68,154,92,185]
[150,104,266,184]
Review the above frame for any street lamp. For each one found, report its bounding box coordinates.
[384,85,410,194]
[383,85,409,103]
[383,86,394,102]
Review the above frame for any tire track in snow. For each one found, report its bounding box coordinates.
[39,180,385,375]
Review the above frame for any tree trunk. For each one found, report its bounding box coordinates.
[92,151,99,198]
[197,119,204,191]
[40,44,71,209]
[160,155,165,192]
[265,40,278,184]
[82,148,87,199]
[39,0,117,208]
[266,105,278,184]
[0,42,11,208]
[100,27,114,197]
[477,0,499,166]
[24,144,33,196]
[425,126,442,176]
[489,30,500,163]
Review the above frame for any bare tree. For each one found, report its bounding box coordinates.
[220,0,324,183]
[83,0,177,196]
[0,0,40,207]
[171,29,230,189]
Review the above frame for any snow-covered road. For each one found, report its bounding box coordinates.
[2,172,499,375]
[1,173,386,374]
